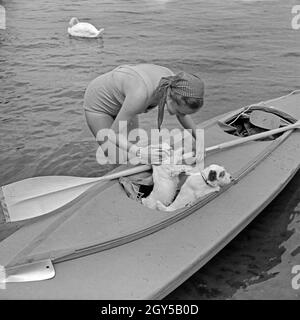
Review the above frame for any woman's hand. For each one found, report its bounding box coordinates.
[136,144,171,164]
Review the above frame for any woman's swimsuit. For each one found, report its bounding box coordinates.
[83,65,158,117]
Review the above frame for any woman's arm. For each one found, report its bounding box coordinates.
[176,114,197,139]
[109,89,147,156]
[176,114,206,166]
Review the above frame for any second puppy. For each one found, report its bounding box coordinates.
[157,164,232,211]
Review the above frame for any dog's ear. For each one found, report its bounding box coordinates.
[208,169,217,182]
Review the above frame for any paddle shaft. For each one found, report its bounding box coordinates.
[85,122,298,177]
[206,121,300,153]
[76,164,151,185]
[2,120,298,222]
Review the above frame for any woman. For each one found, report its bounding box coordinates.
[83,64,204,164]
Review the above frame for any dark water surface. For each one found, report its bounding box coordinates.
[0,0,299,299]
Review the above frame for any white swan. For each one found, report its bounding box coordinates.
[68,17,104,38]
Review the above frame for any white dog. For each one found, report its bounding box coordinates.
[156,164,232,211]
[141,144,190,210]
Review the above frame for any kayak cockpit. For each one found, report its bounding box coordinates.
[120,106,298,206]
[119,171,154,202]
[218,105,296,140]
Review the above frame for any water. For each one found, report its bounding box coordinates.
[0,0,299,299]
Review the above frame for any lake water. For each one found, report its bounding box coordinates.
[0,0,299,299]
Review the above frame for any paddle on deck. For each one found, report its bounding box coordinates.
[0,165,151,222]
[1,120,299,222]
[206,120,300,153]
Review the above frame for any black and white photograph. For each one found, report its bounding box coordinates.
[0,0,299,304]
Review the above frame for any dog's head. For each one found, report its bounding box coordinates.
[202,164,232,187]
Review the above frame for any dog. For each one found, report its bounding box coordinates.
[141,144,190,210]
[156,164,232,211]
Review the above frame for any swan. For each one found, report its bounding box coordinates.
[68,17,104,38]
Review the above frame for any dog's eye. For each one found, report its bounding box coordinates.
[219,171,225,178]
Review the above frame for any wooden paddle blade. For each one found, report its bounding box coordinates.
[2,176,100,205]
[1,177,103,222]
[250,110,281,130]
[0,165,151,222]
[1,259,55,283]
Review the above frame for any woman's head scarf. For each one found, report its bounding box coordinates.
[157,72,204,130]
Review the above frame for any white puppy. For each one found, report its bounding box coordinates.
[141,144,189,210]
[157,164,232,211]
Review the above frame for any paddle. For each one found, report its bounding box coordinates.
[1,165,151,222]
[1,120,299,223]
[206,120,300,153]
[249,110,281,130]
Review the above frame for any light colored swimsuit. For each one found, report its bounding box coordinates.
[83,65,157,117]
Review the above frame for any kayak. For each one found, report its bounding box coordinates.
[0,90,300,299]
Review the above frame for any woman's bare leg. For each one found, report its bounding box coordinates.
[84,110,139,164]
